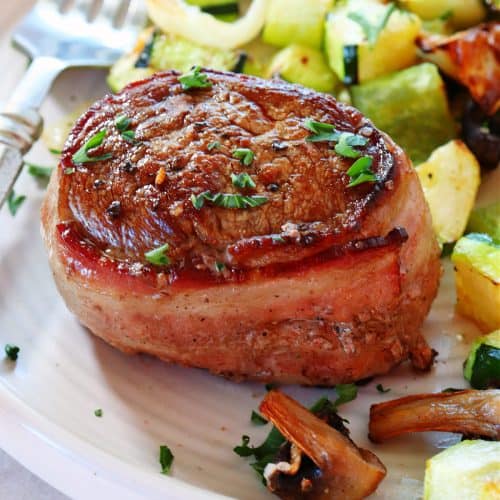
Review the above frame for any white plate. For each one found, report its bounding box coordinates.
[1,3,499,499]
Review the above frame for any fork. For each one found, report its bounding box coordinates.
[0,0,147,208]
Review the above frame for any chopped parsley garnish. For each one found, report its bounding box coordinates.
[233,148,255,166]
[7,191,26,216]
[145,243,171,266]
[178,65,212,91]
[115,115,131,132]
[271,235,285,244]
[72,129,112,164]
[231,172,256,189]
[346,156,378,187]
[207,141,221,151]
[334,132,368,159]
[251,410,268,426]
[121,129,136,143]
[4,344,20,361]
[190,192,268,210]
[265,383,277,391]
[94,408,103,417]
[376,383,391,393]
[64,167,75,175]
[348,2,396,47]
[333,383,358,408]
[49,148,62,155]
[214,261,226,272]
[115,115,136,143]
[26,163,53,180]
[159,445,174,475]
[304,118,340,142]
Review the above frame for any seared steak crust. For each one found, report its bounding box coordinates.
[42,70,441,384]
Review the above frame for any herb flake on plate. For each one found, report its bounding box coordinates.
[159,445,174,475]
[7,191,26,216]
[4,344,20,361]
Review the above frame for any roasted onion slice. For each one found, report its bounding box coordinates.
[260,391,386,500]
[369,390,500,443]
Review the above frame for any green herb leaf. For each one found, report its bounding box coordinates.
[49,148,62,155]
[346,156,378,187]
[7,190,26,216]
[265,383,277,391]
[115,115,132,132]
[334,132,368,158]
[26,163,53,180]
[214,261,226,272]
[191,191,268,210]
[4,344,20,361]
[231,172,256,189]
[304,118,340,142]
[64,167,75,175]
[251,411,268,426]
[121,129,136,143]
[271,235,285,244]
[333,383,358,408]
[159,445,174,475]
[207,141,221,151]
[376,383,391,393]
[178,65,212,91]
[94,408,103,417]
[441,387,464,393]
[145,243,171,266]
[348,2,396,47]
[233,435,254,457]
[72,129,112,164]
[233,148,255,166]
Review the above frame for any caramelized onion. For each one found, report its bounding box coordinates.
[369,390,500,443]
[260,391,386,500]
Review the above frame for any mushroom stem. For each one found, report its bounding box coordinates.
[369,389,500,443]
[260,391,386,500]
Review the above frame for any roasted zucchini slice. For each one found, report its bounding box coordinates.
[416,140,480,245]
[266,44,338,93]
[464,330,500,389]
[351,63,457,164]
[324,0,421,84]
[399,0,487,30]
[451,233,500,333]
[108,28,243,92]
[262,0,331,50]
[468,201,500,241]
[423,440,500,500]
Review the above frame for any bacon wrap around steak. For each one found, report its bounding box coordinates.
[41,70,441,384]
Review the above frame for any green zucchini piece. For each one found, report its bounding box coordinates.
[239,39,279,77]
[467,201,500,241]
[266,44,338,93]
[423,440,500,500]
[108,29,242,93]
[350,63,457,164]
[324,1,421,84]
[399,0,487,30]
[464,330,500,389]
[262,0,332,50]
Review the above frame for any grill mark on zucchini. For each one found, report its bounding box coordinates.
[201,3,239,16]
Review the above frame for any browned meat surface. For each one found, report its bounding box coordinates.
[41,69,441,384]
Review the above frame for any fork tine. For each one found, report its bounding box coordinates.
[93,0,124,25]
[122,0,148,31]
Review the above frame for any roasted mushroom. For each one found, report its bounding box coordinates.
[260,391,387,500]
[369,390,500,443]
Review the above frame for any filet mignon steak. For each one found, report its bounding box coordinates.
[42,69,441,384]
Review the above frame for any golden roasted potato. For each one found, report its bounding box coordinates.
[416,140,480,244]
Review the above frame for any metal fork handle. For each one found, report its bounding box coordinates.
[0,56,66,208]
